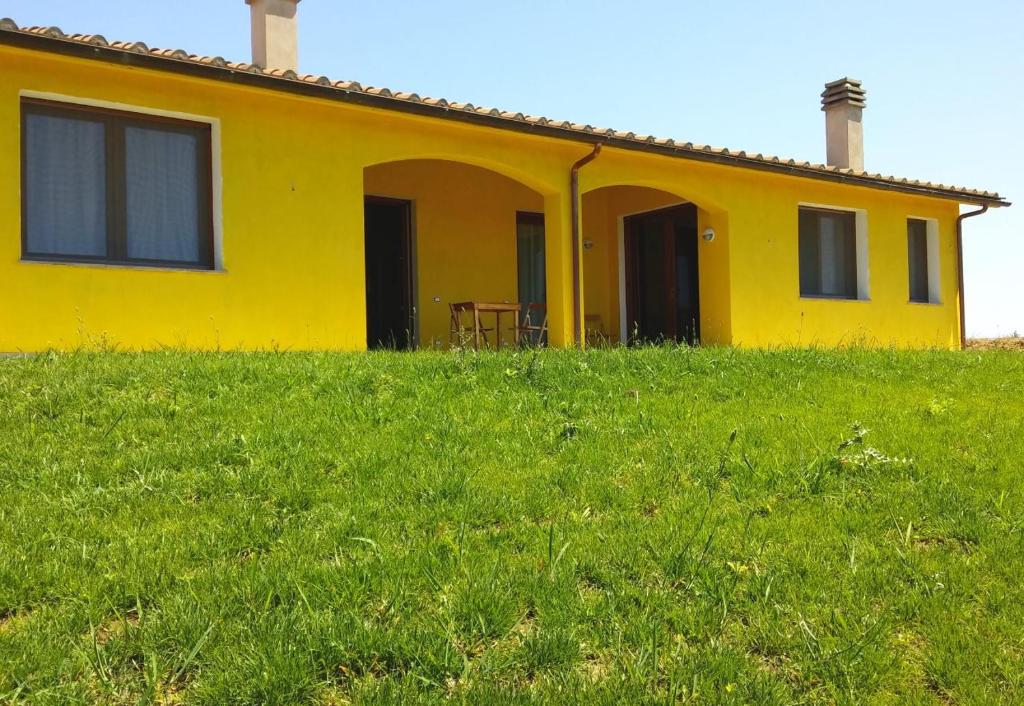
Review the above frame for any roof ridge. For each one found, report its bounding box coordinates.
[0,16,1008,206]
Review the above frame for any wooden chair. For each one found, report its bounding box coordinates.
[449,303,494,349]
[515,303,549,346]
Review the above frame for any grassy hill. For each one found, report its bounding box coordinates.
[1,348,1022,705]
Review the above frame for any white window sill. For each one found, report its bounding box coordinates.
[799,295,871,303]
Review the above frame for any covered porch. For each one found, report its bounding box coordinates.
[363,158,557,350]
[360,159,732,350]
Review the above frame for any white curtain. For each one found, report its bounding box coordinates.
[125,126,200,262]
[818,213,855,298]
[820,216,840,295]
[24,113,107,256]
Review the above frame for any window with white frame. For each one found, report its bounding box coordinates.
[907,218,940,303]
[798,206,868,300]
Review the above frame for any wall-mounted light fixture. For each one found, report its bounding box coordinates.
[702,228,716,243]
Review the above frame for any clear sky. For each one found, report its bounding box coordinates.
[3,0,1021,337]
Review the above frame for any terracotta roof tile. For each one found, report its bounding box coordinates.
[0,17,1008,206]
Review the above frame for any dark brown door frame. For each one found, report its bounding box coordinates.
[624,203,700,345]
[624,217,640,339]
[364,195,416,350]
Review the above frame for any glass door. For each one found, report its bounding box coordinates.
[516,212,546,326]
[624,204,700,345]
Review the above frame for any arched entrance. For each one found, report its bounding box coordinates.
[577,183,730,346]
[363,159,546,349]
[622,202,701,345]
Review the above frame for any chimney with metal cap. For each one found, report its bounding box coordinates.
[821,78,866,171]
[246,0,300,72]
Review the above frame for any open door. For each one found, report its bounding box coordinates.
[364,196,414,350]
[624,204,699,345]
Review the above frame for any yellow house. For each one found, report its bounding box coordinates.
[0,3,1010,352]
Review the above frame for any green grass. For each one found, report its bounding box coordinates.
[1,347,1022,705]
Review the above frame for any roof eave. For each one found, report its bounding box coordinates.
[0,27,1010,209]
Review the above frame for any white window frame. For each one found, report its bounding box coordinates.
[798,202,870,301]
[907,216,941,304]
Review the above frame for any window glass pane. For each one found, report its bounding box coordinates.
[516,215,546,322]
[799,208,857,298]
[819,215,842,293]
[821,211,856,298]
[24,113,107,257]
[908,219,930,302]
[125,126,201,262]
[798,209,821,296]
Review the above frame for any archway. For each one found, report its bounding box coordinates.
[580,184,730,346]
[363,159,547,348]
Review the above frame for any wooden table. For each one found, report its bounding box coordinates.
[451,301,522,349]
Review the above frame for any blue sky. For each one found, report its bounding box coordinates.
[3,0,1021,336]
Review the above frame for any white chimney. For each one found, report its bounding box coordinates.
[246,0,300,72]
[821,78,866,171]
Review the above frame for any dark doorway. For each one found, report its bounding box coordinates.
[624,203,700,345]
[364,196,414,350]
[516,211,546,319]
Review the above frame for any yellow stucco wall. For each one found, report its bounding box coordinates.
[0,45,965,351]
[724,174,962,348]
[580,150,959,349]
